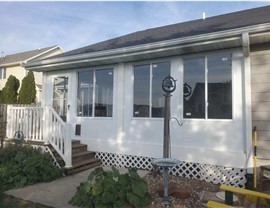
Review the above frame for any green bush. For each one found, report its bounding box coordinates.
[0,144,63,191]
[18,71,36,104]
[69,167,151,208]
[1,75,20,104]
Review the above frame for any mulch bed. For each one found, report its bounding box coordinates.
[144,172,220,208]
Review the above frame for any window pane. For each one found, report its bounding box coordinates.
[183,58,205,119]
[77,71,93,117]
[0,68,6,79]
[133,65,150,117]
[0,68,3,79]
[152,62,170,118]
[95,69,113,117]
[208,55,232,119]
[3,68,6,79]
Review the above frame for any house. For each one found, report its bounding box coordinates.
[0,46,63,103]
[8,6,270,186]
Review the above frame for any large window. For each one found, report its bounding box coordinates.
[183,54,232,119]
[77,68,113,117]
[133,61,170,118]
[0,68,6,79]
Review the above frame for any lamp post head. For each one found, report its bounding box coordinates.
[162,76,176,94]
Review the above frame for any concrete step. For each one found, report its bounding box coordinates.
[65,158,102,175]
[72,151,95,163]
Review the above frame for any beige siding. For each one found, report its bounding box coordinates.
[0,65,26,90]
[0,47,63,103]
[251,43,270,160]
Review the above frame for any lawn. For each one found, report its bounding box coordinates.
[0,192,52,208]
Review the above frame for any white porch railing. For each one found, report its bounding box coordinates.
[6,106,72,168]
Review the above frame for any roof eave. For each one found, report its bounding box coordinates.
[0,61,22,68]
[24,22,270,72]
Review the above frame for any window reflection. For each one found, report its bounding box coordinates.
[77,71,93,117]
[183,54,232,120]
[133,65,150,117]
[95,69,113,117]
[53,76,68,122]
[77,69,113,117]
[183,58,205,118]
[208,55,232,119]
[133,62,171,118]
[152,62,170,117]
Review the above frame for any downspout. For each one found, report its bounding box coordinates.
[242,32,253,173]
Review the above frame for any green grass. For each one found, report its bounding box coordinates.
[0,192,53,208]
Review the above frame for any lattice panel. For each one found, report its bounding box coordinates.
[200,164,247,188]
[95,152,153,170]
[31,144,62,169]
[43,146,62,169]
[95,152,247,187]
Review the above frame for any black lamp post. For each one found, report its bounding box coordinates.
[151,76,180,207]
[162,76,176,158]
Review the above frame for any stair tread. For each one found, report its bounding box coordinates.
[68,158,101,169]
[72,143,87,148]
[72,151,94,157]
[66,161,102,175]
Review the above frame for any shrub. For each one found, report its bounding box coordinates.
[69,167,151,208]
[18,71,36,104]
[1,75,20,104]
[0,144,63,191]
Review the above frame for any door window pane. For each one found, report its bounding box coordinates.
[77,71,93,117]
[95,69,113,117]
[53,76,68,122]
[133,65,150,117]
[183,58,205,118]
[152,62,170,118]
[208,55,232,119]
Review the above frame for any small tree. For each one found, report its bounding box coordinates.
[1,75,20,104]
[0,90,3,103]
[18,71,36,104]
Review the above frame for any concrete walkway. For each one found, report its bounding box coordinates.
[5,167,149,208]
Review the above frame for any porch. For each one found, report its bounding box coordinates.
[5,105,101,174]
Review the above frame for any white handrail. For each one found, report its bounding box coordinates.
[46,106,72,168]
[7,105,72,168]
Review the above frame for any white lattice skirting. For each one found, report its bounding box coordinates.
[95,152,247,188]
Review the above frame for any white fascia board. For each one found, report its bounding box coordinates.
[25,23,270,71]
[24,46,62,63]
[0,61,21,68]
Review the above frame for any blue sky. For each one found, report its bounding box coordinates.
[1,1,270,55]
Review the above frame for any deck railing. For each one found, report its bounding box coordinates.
[6,106,72,168]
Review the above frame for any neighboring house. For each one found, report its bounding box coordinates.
[0,46,63,103]
[13,6,270,186]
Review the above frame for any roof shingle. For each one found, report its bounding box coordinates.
[0,46,57,67]
[56,5,270,58]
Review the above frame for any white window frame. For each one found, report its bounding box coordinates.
[76,67,114,118]
[183,52,233,121]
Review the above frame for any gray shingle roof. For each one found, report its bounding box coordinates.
[0,46,57,66]
[56,5,270,58]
